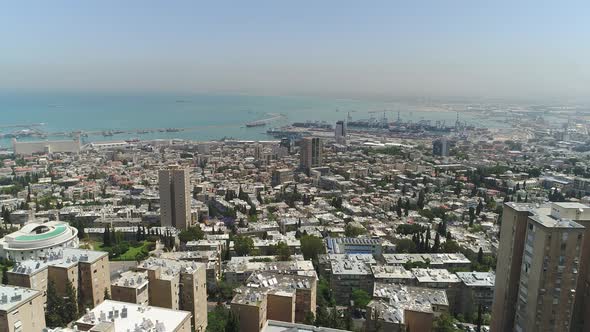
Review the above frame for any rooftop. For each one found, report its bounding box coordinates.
[112,271,149,289]
[371,265,415,280]
[412,268,461,284]
[233,271,316,305]
[76,300,191,332]
[373,282,448,313]
[0,284,42,312]
[456,271,495,287]
[9,248,107,275]
[263,320,350,332]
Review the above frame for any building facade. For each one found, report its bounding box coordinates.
[300,137,322,172]
[0,285,46,332]
[159,166,192,230]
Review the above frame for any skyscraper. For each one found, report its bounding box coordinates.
[491,202,590,332]
[300,137,322,172]
[159,165,192,230]
[335,120,347,145]
[432,137,450,157]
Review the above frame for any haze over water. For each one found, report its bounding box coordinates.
[0,92,512,147]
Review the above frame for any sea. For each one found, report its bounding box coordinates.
[0,92,512,148]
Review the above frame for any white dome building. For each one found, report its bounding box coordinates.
[0,221,79,261]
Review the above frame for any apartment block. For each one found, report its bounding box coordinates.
[159,250,222,292]
[367,283,448,332]
[136,257,207,332]
[411,268,461,314]
[111,271,149,305]
[231,288,267,332]
[0,285,46,332]
[456,271,495,318]
[491,202,590,332]
[231,272,317,332]
[271,168,294,187]
[224,257,316,285]
[327,254,375,305]
[514,211,584,332]
[300,137,322,172]
[490,202,535,332]
[159,165,193,230]
[7,248,110,309]
[382,253,471,270]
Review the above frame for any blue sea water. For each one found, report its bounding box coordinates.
[0,92,507,147]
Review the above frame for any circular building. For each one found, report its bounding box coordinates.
[0,221,79,261]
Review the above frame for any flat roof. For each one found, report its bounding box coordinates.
[456,272,495,287]
[263,320,350,332]
[412,268,460,284]
[76,300,191,332]
[0,285,42,312]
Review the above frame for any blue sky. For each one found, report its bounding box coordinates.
[1,1,589,100]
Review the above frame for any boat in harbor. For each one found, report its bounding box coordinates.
[246,121,266,128]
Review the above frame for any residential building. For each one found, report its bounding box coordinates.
[432,138,449,157]
[411,268,461,314]
[262,320,350,332]
[335,120,347,145]
[491,202,590,332]
[326,254,374,305]
[159,166,192,230]
[382,253,471,270]
[231,272,317,332]
[136,257,207,331]
[456,271,495,318]
[271,169,294,187]
[0,285,46,332]
[111,271,149,305]
[7,248,110,309]
[513,209,584,332]
[75,300,192,332]
[490,203,535,332]
[300,137,322,172]
[367,283,448,332]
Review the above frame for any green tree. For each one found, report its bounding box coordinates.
[351,289,371,309]
[64,280,79,323]
[395,238,417,253]
[225,310,240,332]
[344,223,366,237]
[46,281,65,327]
[276,241,291,261]
[104,287,111,300]
[234,236,254,256]
[433,313,460,332]
[300,235,325,260]
[178,226,205,243]
[103,225,111,247]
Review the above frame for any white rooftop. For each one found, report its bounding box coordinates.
[0,285,42,312]
[76,300,190,332]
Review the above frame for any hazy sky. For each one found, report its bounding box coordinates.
[2,1,589,100]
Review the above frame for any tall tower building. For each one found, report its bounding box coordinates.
[159,166,192,230]
[513,210,583,332]
[491,202,590,332]
[300,137,322,172]
[335,120,347,145]
[490,203,532,332]
[432,137,449,157]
